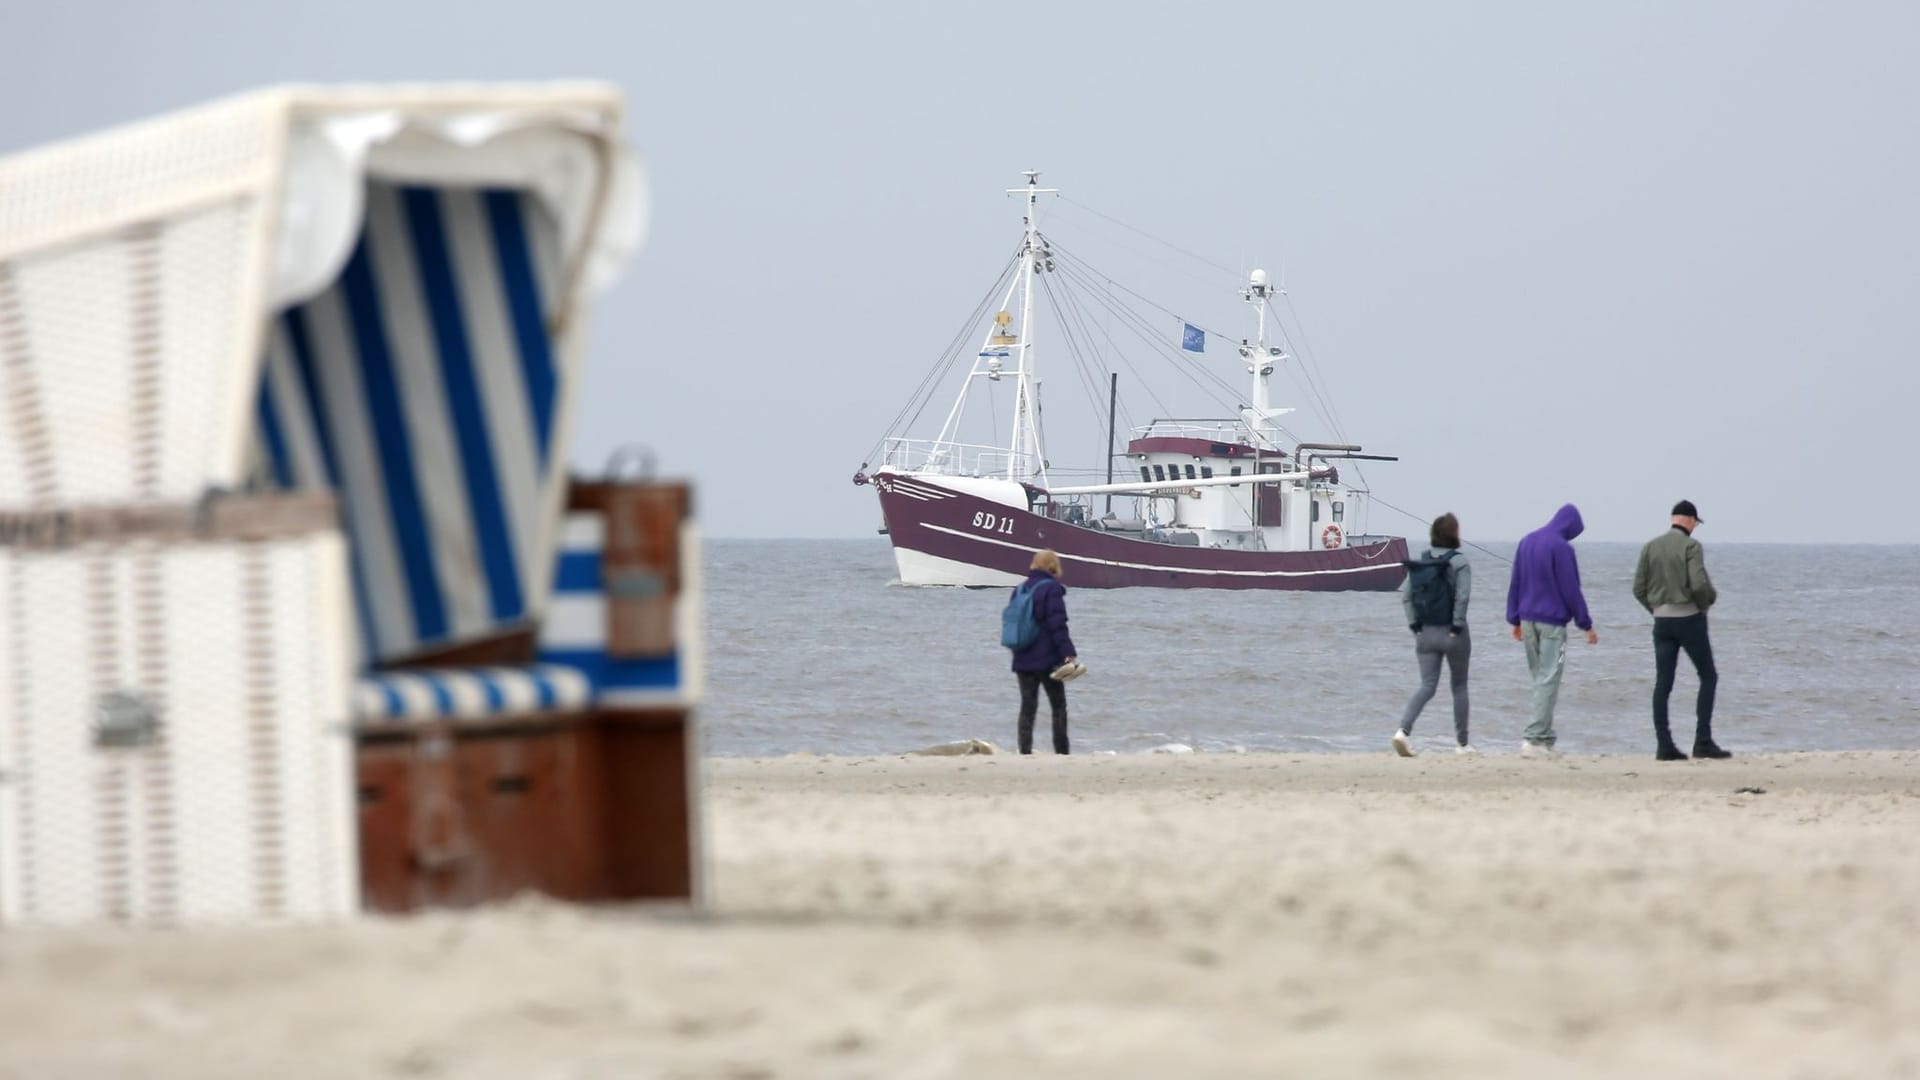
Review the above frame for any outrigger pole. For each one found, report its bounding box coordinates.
[1105,371,1118,514]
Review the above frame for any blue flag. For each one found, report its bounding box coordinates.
[1181,323,1205,353]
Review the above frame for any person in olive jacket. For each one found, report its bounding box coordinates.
[1633,499,1728,761]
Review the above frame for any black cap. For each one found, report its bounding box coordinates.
[1671,499,1702,522]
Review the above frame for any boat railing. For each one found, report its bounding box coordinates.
[883,438,1037,479]
[1131,419,1255,444]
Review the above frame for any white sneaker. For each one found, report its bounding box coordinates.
[1520,741,1560,759]
[1455,743,1480,755]
[1391,730,1415,757]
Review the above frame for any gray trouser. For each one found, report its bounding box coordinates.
[1400,626,1470,744]
[1521,621,1567,746]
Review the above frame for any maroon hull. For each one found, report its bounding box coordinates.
[876,474,1408,591]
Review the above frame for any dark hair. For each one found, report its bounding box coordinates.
[1430,513,1460,549]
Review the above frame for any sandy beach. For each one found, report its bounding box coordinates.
[4,749,1920,1078]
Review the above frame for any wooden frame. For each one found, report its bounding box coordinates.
[354,709,694,913]
[351,478,700,914]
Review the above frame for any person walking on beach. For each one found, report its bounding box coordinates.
[1633,500,1728,761]
[1392,513,1475,756]
[1006,549,1080,755]
[1506,503,1597,756]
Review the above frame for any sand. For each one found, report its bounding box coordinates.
[4,750,1920,1079]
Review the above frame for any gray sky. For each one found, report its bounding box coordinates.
[5,0,1916,543]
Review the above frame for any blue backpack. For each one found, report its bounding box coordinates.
[1402,550,1458,627]
[1001,580,1043,650]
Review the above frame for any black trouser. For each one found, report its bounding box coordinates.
[1016,670,1069,755]
[1653,613,1717,746]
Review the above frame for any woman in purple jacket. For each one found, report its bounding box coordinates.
[1009,549,1079,755]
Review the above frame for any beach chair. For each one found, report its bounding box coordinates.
[0,84,700,926]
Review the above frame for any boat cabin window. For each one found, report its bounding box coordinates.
[1229,465,1241,488]
[1139,466,1151,482]
[1153,464,1166,482]
[1184,464,1196,480]
[1312,500,1321,522]
[1333,501,1346,522]
[1200,466,1213,479]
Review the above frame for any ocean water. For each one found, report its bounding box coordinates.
[703,539,1920,757]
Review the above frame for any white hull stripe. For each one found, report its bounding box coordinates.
[918,523,1388,578]
[890,478,956,500]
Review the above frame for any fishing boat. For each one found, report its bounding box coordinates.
[854,173,1409,590]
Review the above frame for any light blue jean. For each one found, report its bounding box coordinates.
[1520,621,1567,746]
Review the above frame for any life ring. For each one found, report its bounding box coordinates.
[1321,523,1343,550]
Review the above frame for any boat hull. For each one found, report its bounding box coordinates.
[875,473,1408,591]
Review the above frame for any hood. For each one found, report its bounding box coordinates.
[1546,503,1585,541]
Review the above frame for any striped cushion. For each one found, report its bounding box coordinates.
[254,181,568,665]
[536,512,682,703]
[354,664,590,723]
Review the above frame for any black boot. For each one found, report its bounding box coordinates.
[1693,740,1731,759]
[1655,722,1687,761]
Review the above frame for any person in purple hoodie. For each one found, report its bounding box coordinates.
[1009,549,1079,755]
[1505,504,1598,755]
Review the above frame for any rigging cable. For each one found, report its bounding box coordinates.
[1047,246,1256,410]
[1368,493,1513,566]
[1281,290,1354,442]
[1055,195,1243,279]
[1261,298,1344,443]
[1048,197,1355,464]
[1055,264,1242,418]
[1043,208,1244,298]
[1049,241,1239,344]
[1052,256,1302,445]
[1045,265,1143,434]
[1051,272,1139,437]
[860,241,1023,467]
[1087,274,1141,438]
[1045,264,1178,419]
[1036,272,1118,426]
[1263,294,1377,495]
[1049,257,1236,404]
[1041,272,1149,477]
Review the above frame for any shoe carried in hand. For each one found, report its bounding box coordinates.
[1050,660,1087,682]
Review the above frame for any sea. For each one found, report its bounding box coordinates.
[702,539,1920,757]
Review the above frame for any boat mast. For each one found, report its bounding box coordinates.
[1240,268,1287,450]
[1008,171,1056,483]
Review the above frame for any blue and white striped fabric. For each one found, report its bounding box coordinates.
[537,512,683,703]
[255,182,568,665]
[353,663,591,723]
